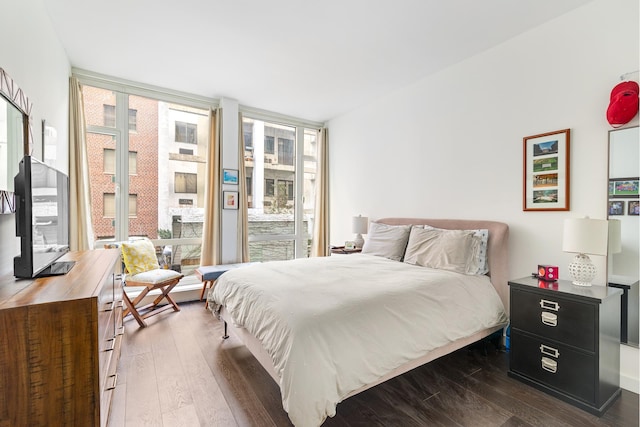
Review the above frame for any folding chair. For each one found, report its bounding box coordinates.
[119,239,183,327]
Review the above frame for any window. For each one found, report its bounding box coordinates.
[264,136,275,154]
[246,176,252,196]
[265,178,274,197]
[104,105,137,131]
[283,180,294,201]
[83,83,210,281]
[104,105,115,127]
[175,172,197,193]
[103,149,137,175]
[175,121,197,144]
[128,109,137,131]
[278,138,294,165]
[103,193,137,217]
[243,116,319,261]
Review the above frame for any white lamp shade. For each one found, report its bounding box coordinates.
[608,219,622,254]
[352,215,369,235]
[562,217,608,256]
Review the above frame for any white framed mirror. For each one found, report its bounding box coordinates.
[608,125,639,347]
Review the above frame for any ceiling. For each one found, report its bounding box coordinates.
[43,0,594,123]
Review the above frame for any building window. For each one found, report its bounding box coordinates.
[265,136,275,154]
[104,193,137,217]
[278,138,294,166]
[103,149,137,175]
[283,180,294,200]
[265,178,274,197]
[175,172,197,193]
[104,105,115,127]
[175,121,197,144]
[246,176,252,196]
[129,109,137,131]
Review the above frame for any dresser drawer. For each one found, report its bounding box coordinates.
[510,330,595,404]
[511,288,596,351]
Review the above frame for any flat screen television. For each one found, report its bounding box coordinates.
[14,155,74,278]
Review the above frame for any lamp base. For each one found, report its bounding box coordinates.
[354,234,364,249]
[568,253,597,287]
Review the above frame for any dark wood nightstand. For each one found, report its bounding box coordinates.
[329,246,362,255]
[508,276,622,416]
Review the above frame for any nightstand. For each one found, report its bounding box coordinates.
[329,246,362,255]
[508,277,622,415]
[608,275,639,346]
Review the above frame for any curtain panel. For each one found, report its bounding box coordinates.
[311,128,329,257]
[200,108,222,265]
[68,77,95,251]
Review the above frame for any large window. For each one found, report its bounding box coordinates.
[243,117,319,261]
[83,84,209,278]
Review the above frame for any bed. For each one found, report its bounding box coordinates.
[207,218,510,427]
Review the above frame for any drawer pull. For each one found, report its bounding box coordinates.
[116,325,125,336]
[539,344,560,358]
[539,299,560,311]
[103,300,115,312]
[104,338,115,352]
[106,373,118,391]
[541,357,558,373]
[541,311,558,327]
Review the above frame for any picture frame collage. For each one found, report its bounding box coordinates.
[608,177,639,216]
[223,168,239,210]
[523,129,570,211]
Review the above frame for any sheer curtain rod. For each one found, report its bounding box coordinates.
[620,70,639,80]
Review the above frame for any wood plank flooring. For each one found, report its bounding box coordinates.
[108,301,639,427]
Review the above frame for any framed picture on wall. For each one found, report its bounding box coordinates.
[523,129,570,211]
[223,191,238,210]
[629,200,640,216]
[609,200,625,216]
[223,169,239,185]
[609,177,639,198]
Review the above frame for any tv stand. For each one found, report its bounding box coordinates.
[36,260,76,277]
[0,250,123,426]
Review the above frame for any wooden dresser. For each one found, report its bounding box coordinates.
[0,249,123,427]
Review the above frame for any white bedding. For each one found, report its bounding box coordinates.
[209,254,508,427]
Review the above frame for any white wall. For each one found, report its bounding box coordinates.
[328,0,639,391]
[0,0,70,275]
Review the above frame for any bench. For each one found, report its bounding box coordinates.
[196,263,258,308]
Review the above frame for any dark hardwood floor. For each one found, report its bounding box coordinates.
[108,301,639,427]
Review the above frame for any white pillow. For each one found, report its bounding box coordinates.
[403,227,482,275]
[361,222,412,261]
[416,225,489,274]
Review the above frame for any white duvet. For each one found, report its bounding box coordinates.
[209,254,508,427]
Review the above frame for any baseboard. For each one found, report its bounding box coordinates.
[620,372,640,394]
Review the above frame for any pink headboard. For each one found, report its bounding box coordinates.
[376,218,510,315]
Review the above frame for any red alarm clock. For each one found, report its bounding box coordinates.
[538,265,559,281]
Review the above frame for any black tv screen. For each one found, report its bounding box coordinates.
[14,156,73,278]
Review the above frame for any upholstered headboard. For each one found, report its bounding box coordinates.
[376,218,510,315]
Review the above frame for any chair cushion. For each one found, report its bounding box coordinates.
[121,239,160,275]
[127,268,182,285]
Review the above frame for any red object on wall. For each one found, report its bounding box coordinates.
[606,81,639,128]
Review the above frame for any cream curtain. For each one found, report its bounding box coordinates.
[68,77,94,251]
[200,108,222,265]
[311,127,329,257]
[237,113,250,262]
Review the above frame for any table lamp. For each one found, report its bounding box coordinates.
[352,215,368,249]
[562,217,608,286]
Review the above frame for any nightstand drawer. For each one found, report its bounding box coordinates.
[510,331,595,404]
[511,288,596,351]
